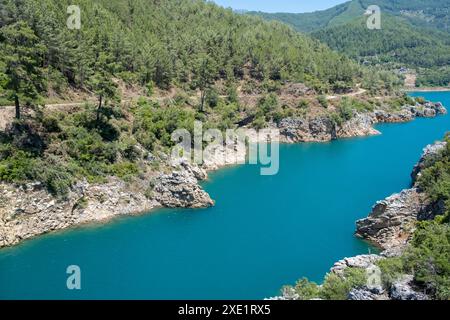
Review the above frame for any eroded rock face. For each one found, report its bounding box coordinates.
[356,188,429,250]
[153,170,214,208]
[356,140,447,250]
[0,161,213,248]
[390,275,430,300]
[278,102,447,144]
[278,116,336,142]
[0,178,159,248]
[331,254,384,275]
[348,288,388,300]
[337,113,380,138]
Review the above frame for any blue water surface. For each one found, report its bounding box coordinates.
[0,91,449,299]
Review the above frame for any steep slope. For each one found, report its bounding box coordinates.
[0,0,360,98]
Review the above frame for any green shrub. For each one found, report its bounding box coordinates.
[0,150,37,183]
[252,117,267,130]
[111,162,140,180]
[298,99,309,109]
[42,116,61,133]
[35,160,74,196]
[205,88,220,108]
[226,85,239,104]
[377,257,404,288]
[293,278,320,300]
[257,93,278,113]
[320,268,367,300]
[318,95,328,108]
[338,97,354,121]
[403,221,450,299]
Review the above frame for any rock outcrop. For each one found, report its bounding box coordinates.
[330,254,384,275]
[278,102,447,143]
[390,275,430,300]
[0,161,213,248]
[356,141,447,250]
[356,189,429,250]
[153,170,214,208]
[278,116,337,142]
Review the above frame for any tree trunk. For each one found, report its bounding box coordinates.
[96,95,103,123]
[200,90,205,112]
[14,95,20,120]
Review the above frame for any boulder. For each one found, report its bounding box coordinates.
[390,275,430,300]
[331,254,383,275]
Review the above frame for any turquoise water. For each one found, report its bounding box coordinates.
[0,92,449,300]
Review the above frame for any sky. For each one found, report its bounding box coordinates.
[212,0,348,13]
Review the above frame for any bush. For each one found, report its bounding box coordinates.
[298,99,309,109]
[377,257,404,288]
[111,162,140,181]
[320,268,367,300]
[119,136,142,161]
[205,88,220,108]
[403,221,450,299]
[338,97,354,121]
[133,103,196,149]
[318,95,328,108]
[35,159,74,196]
[0,150,36,183]
[257,93,278,113]
[252,117,267,130]
[42,116,61,133]
[226,85,239,104]
[293,278,320,300]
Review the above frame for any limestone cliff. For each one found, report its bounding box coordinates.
[356,141,447,250]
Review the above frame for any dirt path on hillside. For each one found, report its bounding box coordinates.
[326,88,367,100]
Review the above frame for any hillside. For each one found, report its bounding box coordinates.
[248,0,450,87]
[248,0,450,33]
[0,0,361,104]
[0,0,405,198]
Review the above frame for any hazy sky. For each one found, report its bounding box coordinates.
[212,0,348,13]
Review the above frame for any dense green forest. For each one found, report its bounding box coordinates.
[248,0,450,87]
[0,0,362,109]
[311,15,450,69]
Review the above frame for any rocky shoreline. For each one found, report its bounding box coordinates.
[0,100,446,249]
[272,138,447,301]
[278,101,446,143]
[356,140,447,251]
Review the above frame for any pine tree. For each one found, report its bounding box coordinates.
[87,52,118,125]
[0,21,46,119]
[192,54,217,112]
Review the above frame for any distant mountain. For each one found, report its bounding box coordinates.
[248,0,450,33]
[248,0,450,87]
[312,14,450,68]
